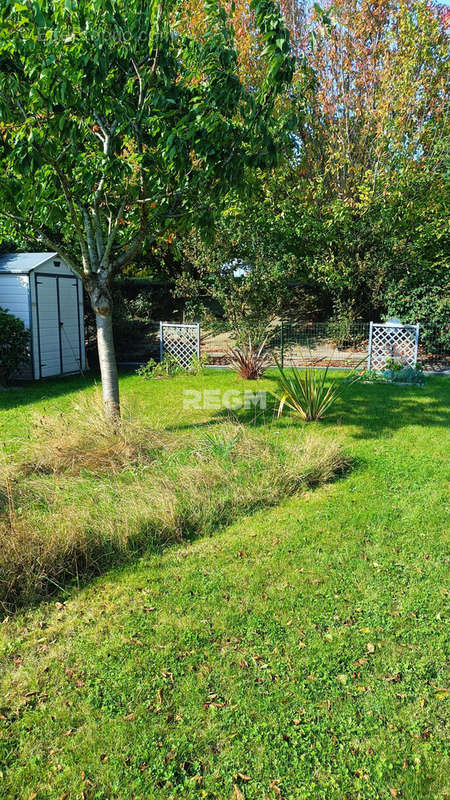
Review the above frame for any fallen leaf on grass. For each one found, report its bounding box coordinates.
[234,785,244,800]
[269,779,282,797]
[237,773,251,781]
[366,642,375,653]
[124,712,135,721]
[385,673,402,683]
[389,789,398,797]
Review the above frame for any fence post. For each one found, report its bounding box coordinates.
[196,323,200,359]
[280,321,284,369]
[413,323,420,368]
[159,321,163,362]
[368,321,373,370]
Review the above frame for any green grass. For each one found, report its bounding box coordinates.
[0,369,449,799]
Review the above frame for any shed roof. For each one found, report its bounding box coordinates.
[0,252,57,274]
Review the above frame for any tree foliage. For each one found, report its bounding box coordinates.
[179,0,449,330]
[0,0,295,413]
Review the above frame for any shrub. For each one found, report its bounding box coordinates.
[385,357,403,372]
[384,281,450,355]
[136,353,184,379]
[188,353,209,375]
[229,337,272,379]
[273,360,363,421]
[361,369,384,383]
[328,300,364,349]
[382,366,424,385]
[137,353,208,379]
[0,307,29,385]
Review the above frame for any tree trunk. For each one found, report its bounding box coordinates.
[95,310,120,420]
[86,270,120,420]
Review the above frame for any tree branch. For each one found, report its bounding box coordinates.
[101,200,126,268]
[81,207,99,271]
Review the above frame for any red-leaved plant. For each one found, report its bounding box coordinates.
[229,337,272,380]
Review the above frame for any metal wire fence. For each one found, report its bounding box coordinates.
[279,321,368,368]
[201,322,450,372]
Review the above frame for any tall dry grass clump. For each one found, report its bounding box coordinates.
[20,393,175,476]
[0,419,350,610]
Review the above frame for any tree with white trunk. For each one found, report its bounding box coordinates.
[0,0,296,417]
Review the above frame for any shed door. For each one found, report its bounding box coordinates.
[36,275,82,377]
[58,277,82,373]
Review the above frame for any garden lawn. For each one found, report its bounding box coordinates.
[0,370,449,800]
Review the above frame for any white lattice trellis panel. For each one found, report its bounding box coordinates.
[368,322,419,371]
[160,322,200,369]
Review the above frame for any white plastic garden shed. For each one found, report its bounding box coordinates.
[0,252,85,379]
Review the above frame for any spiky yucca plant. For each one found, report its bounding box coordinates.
[274,360,363,421]
[229,338,272,380]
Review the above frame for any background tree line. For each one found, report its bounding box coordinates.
[175,0,449,348]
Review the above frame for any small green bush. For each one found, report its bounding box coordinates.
[328,300,364,349]
[137,352,208,379]
[188,353,209,375]
[136,353,184,379]
[385,357,404,372]
[383,366,424,385]
[361,369,384,383]
[0,307,29,385]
